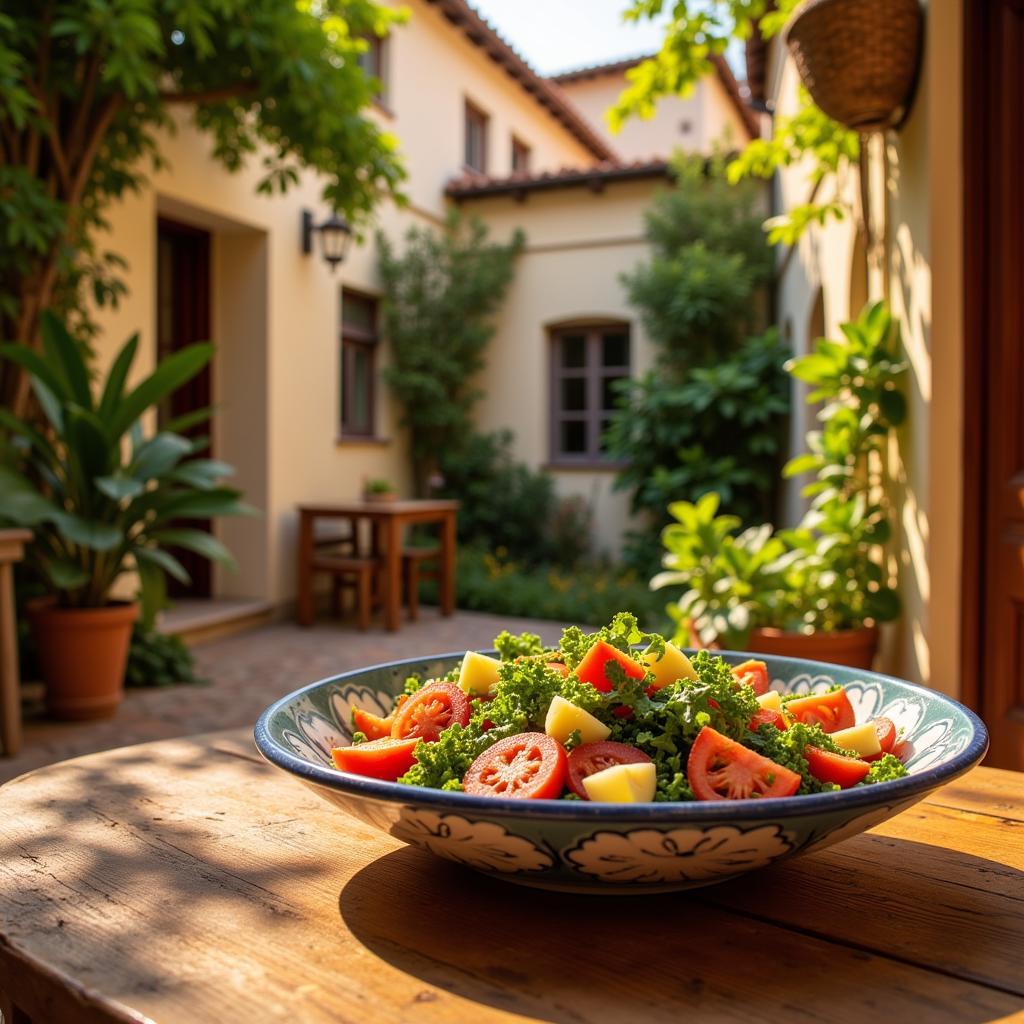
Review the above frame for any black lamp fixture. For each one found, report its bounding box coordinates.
[301,208,353,272]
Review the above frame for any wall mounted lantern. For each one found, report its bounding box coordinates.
[301,209,353,272]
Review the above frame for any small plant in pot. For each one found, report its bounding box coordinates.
[653,301,905,669]
[0,314,252,719]
[362,477,397,502]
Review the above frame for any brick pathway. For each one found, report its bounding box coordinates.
[0,610,572,784]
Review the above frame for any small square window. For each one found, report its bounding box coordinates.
[560,420,587,454]
[602,332,629,368]
[560,335,587,368]
[512,136,532,174]
[357,35,389,104]
[465,100,489,173]
[561,377,587,412]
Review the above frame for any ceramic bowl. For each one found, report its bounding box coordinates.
[254,651,988,894]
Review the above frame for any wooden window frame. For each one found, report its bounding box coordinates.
[340,289,379,439]
[358,34,390,107]
[548,323,631,468]
[511,135,532,174]
[464,99,489,173]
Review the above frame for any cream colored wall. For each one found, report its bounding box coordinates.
[453,180,663,556]
[385,0,597,217]
[768,1,964,696]
[555,71,748,160]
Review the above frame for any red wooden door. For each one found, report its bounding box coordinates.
[156,218,213,599]
[963,0,1024,768]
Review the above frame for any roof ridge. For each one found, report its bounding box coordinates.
[446,158,672,199]
[547,53,655,83]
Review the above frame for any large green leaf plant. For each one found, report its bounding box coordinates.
[0,313,253,624]
[654,302,905,646]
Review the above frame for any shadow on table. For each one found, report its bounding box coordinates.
[338,837,1023,1024]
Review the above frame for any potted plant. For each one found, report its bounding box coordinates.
[363,477,397,502]
[0,314,252,719]
[653,301,905,669]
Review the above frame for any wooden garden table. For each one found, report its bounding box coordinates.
[0,729,1022,1024]
[296,500,458,631]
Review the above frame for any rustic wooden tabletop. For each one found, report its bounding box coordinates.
[0,729,1021,1024]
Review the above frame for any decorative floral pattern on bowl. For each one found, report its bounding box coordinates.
[255,650,988,893]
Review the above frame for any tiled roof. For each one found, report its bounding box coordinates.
[549,52,760,141]
[423,0,618,163]
[445,159,672,200]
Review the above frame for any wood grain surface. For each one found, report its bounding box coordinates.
[0,729,1022,1024]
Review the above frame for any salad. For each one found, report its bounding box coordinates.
[331,613,908,803]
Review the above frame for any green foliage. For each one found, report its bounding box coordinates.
[363,477,394,495]
[125,626,206,687]
[378,212,524,494]
[606,329,790,569]
[420,546,671,634]
[0,0,404,385]
[0,314,254,621]
[611,2,859,243]
[433,430,589,568]
[653,302,906,641]
[610,153,787,568]
[622,153,773,373]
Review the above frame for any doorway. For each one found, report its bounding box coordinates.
[157,217,213,599]
[962,0,1024,769]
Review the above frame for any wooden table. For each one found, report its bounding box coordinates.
[0,529,32,757]
[1,730,1022,1024]
[296,501,458,632]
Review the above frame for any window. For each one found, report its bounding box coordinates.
[340,291,379,437]
[511,136,532,174]
[464,100,489,173]
[549,324,631,463]
[357,35,389,104]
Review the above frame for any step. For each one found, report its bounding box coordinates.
[158,598,277,646]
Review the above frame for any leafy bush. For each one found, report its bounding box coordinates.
[125,627,207,688]
[606,329,790,569]
[434,430,590,568]
[422,546,670,633]
[654,302,905,643]
[379,213,524,495]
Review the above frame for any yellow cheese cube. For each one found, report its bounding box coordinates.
[830,722,881,758]
[757,690,783,712]
[640,642,698,690]
[457,651,501,695]
[582,762,657,803]
[544,695,611,745]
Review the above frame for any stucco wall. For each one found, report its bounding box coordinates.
[555,71,749,160]
[454,180,664,557]
[768,1,964,696]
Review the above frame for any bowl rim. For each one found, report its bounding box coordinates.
[253,649,989,822]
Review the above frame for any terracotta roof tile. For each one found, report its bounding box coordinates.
[445,159,672,199]
[423,0,618,162]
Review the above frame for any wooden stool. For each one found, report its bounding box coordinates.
[311,556,378,631]
[402,546,440,622]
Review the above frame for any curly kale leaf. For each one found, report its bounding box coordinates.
[558,612,666,670]
[493,630,548,661]
[488,657,605,731]
[398,722,495,791]
[746,721,847,794]
[864,753,908,784]
[402,674,425,695]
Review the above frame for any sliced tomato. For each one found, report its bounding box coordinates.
[732,659,770,696]
[390,682,470,742]
[546,661,570,677]
[567,741,652,799]
[352,707,393,741]
[332,737,420,780]
[464,732,567,799]
[575,640,645,694]
[748,707,789,732]
[688,726,801,801]
[804,745,871,788]
[784,689,855,733]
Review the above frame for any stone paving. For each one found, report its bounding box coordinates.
[1,609,572,785]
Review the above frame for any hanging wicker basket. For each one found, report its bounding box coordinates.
[785,0,924,131]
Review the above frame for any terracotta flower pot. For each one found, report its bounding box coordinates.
[747,625,879,670]
[27,599,139,720]
[363,491,397,503]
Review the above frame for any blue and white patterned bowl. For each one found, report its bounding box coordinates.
[254,651,988,893]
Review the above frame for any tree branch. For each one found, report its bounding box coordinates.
[159,82,258,105]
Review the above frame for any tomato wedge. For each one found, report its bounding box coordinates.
[576,640,645,693]
[688,726,801,801]
[748,707,789,732]
[732,659,770,696]
[862,716,899,762]
[464,732,567,799]
[804,745,871,788]
[390,682,470,742]
[784,689,855,733]
[567,741,652,799]
[332,737,420,780]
